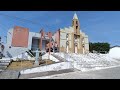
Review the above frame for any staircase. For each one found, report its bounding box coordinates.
[26,50,35,57]
[19,68,74,79]
[5,48,28,58]
[6,51,13,58]
[51,54,66,62]
[0,59,12,72]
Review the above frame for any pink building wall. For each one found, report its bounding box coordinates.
[12,26,29,47]
[39,29,45,49]
[54,29,60,47]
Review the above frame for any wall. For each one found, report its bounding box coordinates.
[6,28,13,48]
[12,26,29,47]
[4,28,41,57]
[54,30,60,47]
[4,28,13,57]
[4,28,28,57]
[60,31,66,52]
[84,35,89,53]
[20,62,73,74]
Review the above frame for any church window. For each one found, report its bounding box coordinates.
[66,33,69,38]
[76,21,78,25]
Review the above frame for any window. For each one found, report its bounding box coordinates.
[76,26,78,30]
[66,41,69,45]
[76,21,78,25]
[75,43,77,46]
[72,20,74,26]
[74,35,77,39]
[66,33,69,38]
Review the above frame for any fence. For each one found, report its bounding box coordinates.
[92,50,107,54]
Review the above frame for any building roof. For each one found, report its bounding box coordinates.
[73,13,78,20]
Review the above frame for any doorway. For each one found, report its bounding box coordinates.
[75,46,77,53]
[31,38,39,51]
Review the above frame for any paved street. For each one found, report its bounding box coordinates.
[1,65,120,79]
[46,66,120,79]
[0,70,20,79]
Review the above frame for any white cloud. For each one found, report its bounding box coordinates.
[55,19,61,24]
[43,18,62,26]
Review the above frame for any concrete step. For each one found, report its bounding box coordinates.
[0,63,10,66]
[19,68,74,79]
[51,54,65,62]
[0,66,7,69]
[0,69,4,72]
[0,70,20,79]
[0,60,11,63]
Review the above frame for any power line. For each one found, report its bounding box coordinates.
[0,13,57,32]
[0,13,41,25]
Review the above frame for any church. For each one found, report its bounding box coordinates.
[4,13,89,58]
[53,13,89,54]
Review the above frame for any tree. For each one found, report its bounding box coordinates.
[89,42,110,53]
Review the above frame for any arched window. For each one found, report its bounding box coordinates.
[76,21,78,25]
[66,33,69,38]
[76,26,78,30]
[66,41,69,45]
[74,35,77,39]
[75,43,77,46]
[72,20,74,26]
[82,43,85,47]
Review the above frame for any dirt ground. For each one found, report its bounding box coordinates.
[7,60,55,70]
[7,61,34,70]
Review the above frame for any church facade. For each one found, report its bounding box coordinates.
[53,13,89,54]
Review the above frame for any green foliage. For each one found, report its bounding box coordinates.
[89,42,110,53]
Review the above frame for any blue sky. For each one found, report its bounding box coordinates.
[0,11,120,46]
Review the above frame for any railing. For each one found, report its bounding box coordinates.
[6,47,28,58]
[6,51,12,58]
[51,54,65,62]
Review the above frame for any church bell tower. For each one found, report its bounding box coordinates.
[72,13,80,34]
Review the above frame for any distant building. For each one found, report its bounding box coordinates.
[4,13,89,57]
[4,26,52,57]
